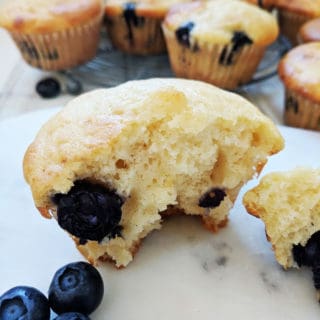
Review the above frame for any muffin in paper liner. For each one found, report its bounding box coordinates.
[163,26,266,90]
[298,18,320,44]
[284,89,320,131]
[0,0,103,71]
[104,1,192,55]
[162,0,278,90]
[278,10,311,46]
[10,16,102,71]
[279,42,320,131]
[274,0,320,45]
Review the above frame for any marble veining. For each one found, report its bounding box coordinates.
[1,109,320,319]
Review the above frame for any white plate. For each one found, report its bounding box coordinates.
[1,108,320,320]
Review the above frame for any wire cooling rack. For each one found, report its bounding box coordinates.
[61,35,291,90]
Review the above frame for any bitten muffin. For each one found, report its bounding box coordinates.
[23,78,283,267]
[278,42,320,131]
[243,169,320,298]
[162,0,279,90]
[104,0,188,55]
[274,0,320,45]
[298,18,320,44]
[0,0,103,70]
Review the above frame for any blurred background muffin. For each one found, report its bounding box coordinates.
[298,18,320,44]
[0,0,104,71]
[278,42,320,131]
[274,0,320,45]
[162,0,278,90]
[104,0,189,55]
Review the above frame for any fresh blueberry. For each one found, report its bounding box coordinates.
[52,180,123,242]
[198,188,226,208]
[0,286,50,320]
[36,77,61,98]
[292,231,320,267]
[53,312,91,320]
[48,261,104,315]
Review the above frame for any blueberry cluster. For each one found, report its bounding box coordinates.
[0,262,104,320]
[52,180,124,244]
[292,231,320,289]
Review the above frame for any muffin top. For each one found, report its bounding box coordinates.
[273,0,320,17]
[0,0,103,33]
[23,78,283,209]
[163,0,278,46]
[298,18,320,43]
[105,0,189,18]
[278,43,320,103]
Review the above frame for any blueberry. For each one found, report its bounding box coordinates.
[0,286,50,320]
[219,31,253,65]
[312,265,320,289]
[48,261,104,315]
[54,312,91,320]
[293,231,320,267]
[52,180,123,242]
[198,188,226,208]
[36,77,61,98]
[285,95,299,114]
[123,2,145,43]
[175,21,194,48]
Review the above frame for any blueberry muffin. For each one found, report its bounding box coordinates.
[274,0,320,45]
[162,0,279,90]
[23,78,283,267]
[0,0,103,70]
[104,0,189,55]
[243,169,320,298]
[298,18,320,44]
[278,42,320,130]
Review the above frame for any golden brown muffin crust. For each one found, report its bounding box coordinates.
[274,0,320,17]
[0,0,103,33]
[299,18,320,43]
[105,0,189,19]
[278,43,320,103]
[163,0,278,46]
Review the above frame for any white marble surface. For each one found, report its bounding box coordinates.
[1,108,320,319]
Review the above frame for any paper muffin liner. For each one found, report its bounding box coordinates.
[105,15,166,55]
[284,89,320,131]
[278,10,311,45]
[10,15,102,71]
[163,28,266,90]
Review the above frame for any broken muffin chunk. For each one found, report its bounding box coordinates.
[243,168,320,298]
[23,78,283,267]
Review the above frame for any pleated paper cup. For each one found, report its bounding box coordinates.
[106,15,166,55]
[163,27,266,90]
[10,15,102,71]
[284,89,320,131]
